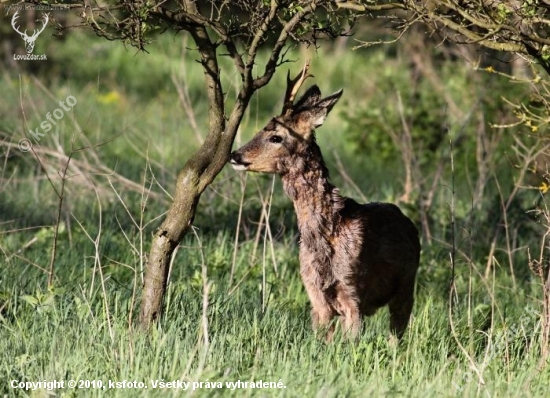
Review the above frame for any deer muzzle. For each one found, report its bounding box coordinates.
[229,151,250,171]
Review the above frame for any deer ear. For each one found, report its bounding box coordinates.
[294,85,322,110]
[318,89,343,115]
[295,89,343,130]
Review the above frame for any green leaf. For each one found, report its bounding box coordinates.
[20,295,39,307]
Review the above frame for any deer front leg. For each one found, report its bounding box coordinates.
[311,304,337,342]
[335,284,362,339]
[302,275,337,341]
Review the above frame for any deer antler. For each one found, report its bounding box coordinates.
[31,13,49,39]
[11,12,49,39]
[282,60,312,115]
[11,11,26,37]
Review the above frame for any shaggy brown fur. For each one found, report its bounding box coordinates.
[229,85,420,340]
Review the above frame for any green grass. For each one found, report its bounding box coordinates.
[0,233,547,397]
[1,31,550,397]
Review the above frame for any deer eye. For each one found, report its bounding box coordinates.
[269,135,283,144]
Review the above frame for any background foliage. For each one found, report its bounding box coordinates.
[1,4,549,396]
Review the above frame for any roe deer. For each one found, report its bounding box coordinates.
[229,68,420,341]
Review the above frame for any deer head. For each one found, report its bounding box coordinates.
[11,11,49,54]
[230,63,343,175]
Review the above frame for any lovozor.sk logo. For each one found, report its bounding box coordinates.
[11,11,49,61]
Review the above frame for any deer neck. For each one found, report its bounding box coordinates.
[281,142,344,246]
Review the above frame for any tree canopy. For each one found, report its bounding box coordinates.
[339,0,550,74]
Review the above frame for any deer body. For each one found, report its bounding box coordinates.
[230,83,420,340]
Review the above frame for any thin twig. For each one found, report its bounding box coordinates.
[229,173,247,287]
[48,147,74,287]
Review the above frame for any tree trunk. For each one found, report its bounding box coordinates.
[139,12,236,327]
[139,167,200,326]
[139,101,250,327]
[139,0,318,329]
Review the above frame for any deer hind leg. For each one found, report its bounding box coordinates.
[388,278,415,339]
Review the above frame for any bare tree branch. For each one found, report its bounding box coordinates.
[349,0,550,74]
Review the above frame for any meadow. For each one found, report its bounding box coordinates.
[1,29,549,397]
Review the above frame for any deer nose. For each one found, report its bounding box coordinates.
[229,151,241,165]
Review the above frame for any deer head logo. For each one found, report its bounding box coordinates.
[11,11,49,54]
